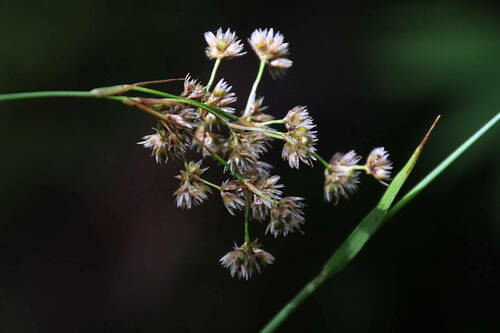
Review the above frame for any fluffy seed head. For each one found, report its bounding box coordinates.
[219,241,275,280]
[267,197,306,237]
[324,151,362,204]
[204,28,246,59]
[366,147,393,183]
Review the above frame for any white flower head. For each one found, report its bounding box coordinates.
[366,147,393,184]
[249,28,292,75]
[204,28,246,60]
[284,106,315,130]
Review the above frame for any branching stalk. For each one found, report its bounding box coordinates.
[311,151,331,169]
[194,176,222,191]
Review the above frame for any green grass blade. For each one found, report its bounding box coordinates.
[261,116,441,333]
[387,112,499,219]
[261,113,498,333]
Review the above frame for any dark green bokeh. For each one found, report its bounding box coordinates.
[1,1,499,332]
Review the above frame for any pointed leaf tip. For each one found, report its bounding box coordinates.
[379,115,441,209]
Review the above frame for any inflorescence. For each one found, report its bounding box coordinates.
[125,28,393,279]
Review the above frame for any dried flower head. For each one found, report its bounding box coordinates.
[226,132,270,173]
[365,147,393,184]
[282,126,318,169]
[138,130,168,163]
[204,28,246,60]
[220,180,245,215]
[251,175,284,221]
[182,74,205,99]
[175,161,211,209]
[219,241,275,280]
[267,197,305,237]
[324,151,361,204]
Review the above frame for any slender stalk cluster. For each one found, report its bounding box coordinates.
[129,27,393,279]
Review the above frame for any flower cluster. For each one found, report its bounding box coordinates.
[324,148,393,204]
[132,27,392,279]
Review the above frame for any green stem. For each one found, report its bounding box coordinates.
[206,58,221,92]
[257,119,286,127]
[122,98,169,121]
[131,86,238,121]
[387,112,500,220]
[352,165,369,172]
[194,176,222,191]
[0,91,129,103]
[261,275,326,333]
[312,151,330,169]
[229,123,286,138]
[0,91,94,101]
[244,191,252,245]
[200,145,276,204]
[244,59,266,116]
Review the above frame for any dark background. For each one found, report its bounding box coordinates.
[1,1,499,332]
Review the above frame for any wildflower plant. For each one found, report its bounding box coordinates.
[1,25,498,333]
